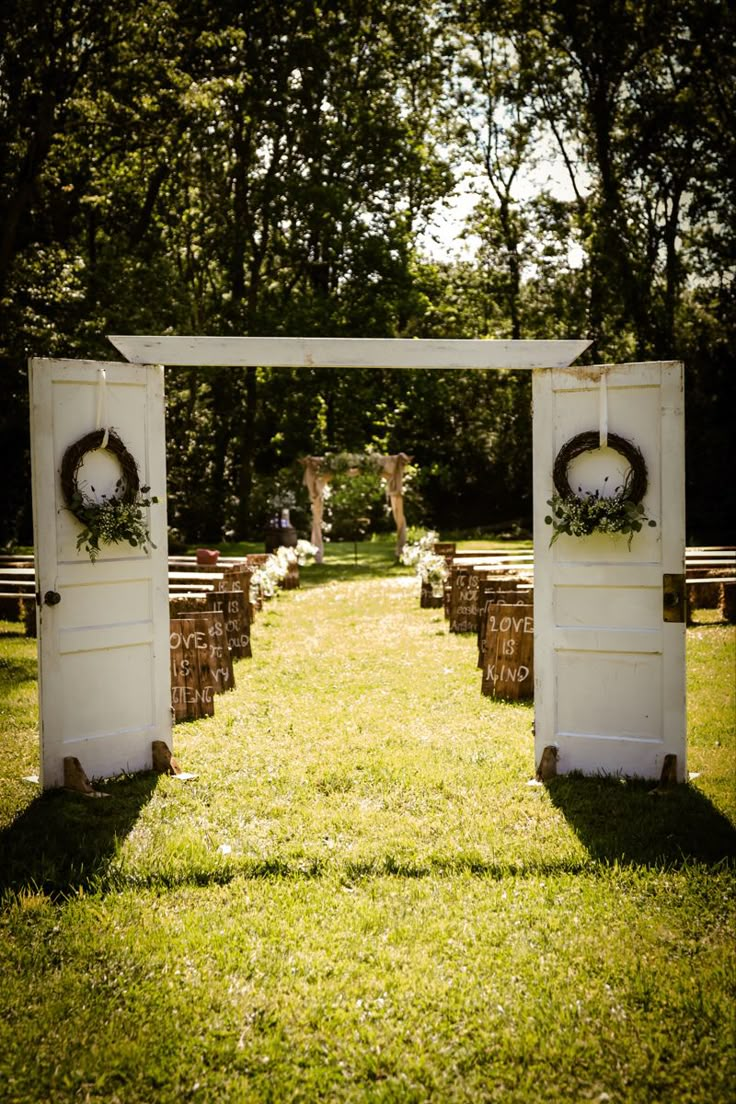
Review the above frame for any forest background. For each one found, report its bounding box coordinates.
[1,0,733,547]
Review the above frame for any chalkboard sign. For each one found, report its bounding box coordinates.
[206,590,252,659]
[170,615,217,722]
[481,602,534,700]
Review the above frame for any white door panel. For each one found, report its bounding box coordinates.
[533,360,686,781]
[29,358,172,789]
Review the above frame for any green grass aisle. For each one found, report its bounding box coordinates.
[0,574,734,1103]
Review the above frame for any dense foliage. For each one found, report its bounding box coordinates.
[1,0,733,545]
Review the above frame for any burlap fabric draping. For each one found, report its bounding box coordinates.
[379,452,411,557]
[300,457,332,563]
[301,452,411,561]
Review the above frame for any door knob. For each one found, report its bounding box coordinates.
[43,590,61,606]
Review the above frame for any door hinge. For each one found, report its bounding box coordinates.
[663,573,685,623]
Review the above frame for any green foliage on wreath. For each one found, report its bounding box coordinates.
[69,482,158,562]
[545,472,656,547]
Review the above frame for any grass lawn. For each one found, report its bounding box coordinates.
[0,541,734,1103]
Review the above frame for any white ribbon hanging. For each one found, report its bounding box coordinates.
[95,367,109,449]
[598,370,608,449]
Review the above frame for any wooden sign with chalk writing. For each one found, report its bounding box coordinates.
[481,602,534,700]
[170,615,217,722]
[477,585,523,668]
[200,609,235,693]
[218,563,252,597]
[449,569,481,633]
[450,567,517,634]
[206,590,252,659]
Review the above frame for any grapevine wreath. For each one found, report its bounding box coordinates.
[60,429,157,560]
[545,430,656,545]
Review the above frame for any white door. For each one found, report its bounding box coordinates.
[533,361,686,781]
[29,358,171,789]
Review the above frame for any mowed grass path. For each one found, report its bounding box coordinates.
[1,564,735,1103]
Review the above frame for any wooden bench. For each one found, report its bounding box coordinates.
[440,546,735,630]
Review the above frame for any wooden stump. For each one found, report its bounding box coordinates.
[169,595,207,618]
[721,582,736,623]
[218,563,252,598]
[206,590,252,659]
[169,615,217,723]
[481,602,534,700]
[420,581,444,608]
[21,598,37,638]
[283,561,300,589]
[433,542,456,562]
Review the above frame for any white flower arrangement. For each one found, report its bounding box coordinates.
[265,554,288,585]
[275,546,296,571]
[295,539,319,565]
[419,553,449,587]
[248,566,271,602]
[401,531,448,596]
[400,530,439,568]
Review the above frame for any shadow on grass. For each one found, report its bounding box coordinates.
[0,656,38,687]
[0,772,159,900]
[300,542,413,588]
[546,774,736,867]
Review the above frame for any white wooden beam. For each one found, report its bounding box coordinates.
[107,335,591,370]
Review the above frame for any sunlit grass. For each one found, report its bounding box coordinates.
[0,588,734,1103]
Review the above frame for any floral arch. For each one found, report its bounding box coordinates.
[299,452,412,563]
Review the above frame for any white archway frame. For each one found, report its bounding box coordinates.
[109,335,592,561]
[35,337,686,787]
[109,336,590,372]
